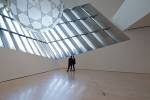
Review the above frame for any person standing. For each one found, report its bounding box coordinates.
[67,56,72,72]
[72,56,76,71]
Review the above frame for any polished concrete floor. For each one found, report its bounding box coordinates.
[0,69,150,100]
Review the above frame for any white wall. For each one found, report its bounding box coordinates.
[63,0,124,20]
[0,48,61,82]
[113,0,150,30]
[57,28,150,74]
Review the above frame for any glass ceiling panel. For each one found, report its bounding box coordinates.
[41,32,49,42]
[81,35,96,49]
[3,31,16,50]
[5,18,16,32]
[81,4,98,16]
[2,9,9,17]
[21,36,34,54]
[61,24,75,37]
[0,36,4,47]
[52,42,64,58]
[55,25,67,39]
[48,43,59,58]
[13,21,24,35]
[21,26,30,37]
[72,37,87,52]
[45,31,55,42]
[13,34,26,52]
[33,40,44,57]
[72,7,88,19]
[64,39,78,55]
[0,15,7,29]
[0,3,128,59]
[28,39,40,56]
[58,41,71,56]
[50,29,60,41]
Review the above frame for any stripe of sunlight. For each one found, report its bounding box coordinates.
[27,31,34,38]
[63,12,72,21]
[28,39,40,56]
[21,36,34,54]
[41,32,49,42]
[5,18,16,32]
[41,78,58,100]
[3,31,16,49]
[72,10,106,46]
[13,34,26,52]
[68,20,96,49]
[41,32,55,58]
[13,21,24,35]
[49,29,65,58]
[65,39,78,55]
[46,30,61,57]
[56,21,78,54]
[44,43,55,59]
[33,40,45,57]
[49,29,60,41]
[41,42,51,58]
[55,25,67,39]
[80,19,107,46]
[0,15,7,29]
[63,12,96,49]
[92,17,119,42]
[60,21,74,37]
[58,41,71,56]
[71,10,96,49]
[82,35,96,49]
[61,83,85,100]
[18,88,33,100]
[63,12,83,35]
[2,9,9,16]
[52,42,64,58]
[63,84,85,100]
[72,37,87,52]
[54,26,72,56]
[52,81,69,100]
[46,79,66,99]
[0,36,4,47]
[59,84,77,100]
[48,43,60,59]
[53,30,71,56]
[21,26,30,37]
[63,11,87,52]
[42,78,64,100]
[45,31,55,42]
[66,20,96,49]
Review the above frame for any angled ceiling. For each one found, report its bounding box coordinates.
[63,0,124,20]
[129,13,150,29]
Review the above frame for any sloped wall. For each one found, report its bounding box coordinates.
[57,28,150,74]
[0,48,61,82]
[113,0,150,30]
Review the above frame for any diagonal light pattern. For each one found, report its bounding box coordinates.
[0,3,129,59]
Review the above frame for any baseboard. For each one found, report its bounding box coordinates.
[0,68,64,84]
[76,66,150,75]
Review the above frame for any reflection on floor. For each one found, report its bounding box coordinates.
[0,69,150,100]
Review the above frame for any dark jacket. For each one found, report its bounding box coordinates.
[72,58,76,65]
[68,57,72,65]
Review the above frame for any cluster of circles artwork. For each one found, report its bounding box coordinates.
[8,0,63,31]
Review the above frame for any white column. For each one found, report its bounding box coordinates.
[112,0,150,30]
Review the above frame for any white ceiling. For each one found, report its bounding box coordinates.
[63,0,124,20]
[129,13,150,29]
